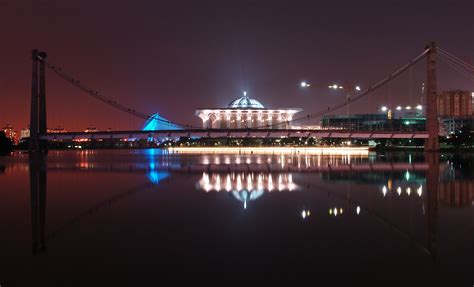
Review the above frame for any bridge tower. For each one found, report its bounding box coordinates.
[425,42,439,152]
[29,49,48,153]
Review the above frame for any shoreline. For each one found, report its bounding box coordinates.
[168,146,370,155]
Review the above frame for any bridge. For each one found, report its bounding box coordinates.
[28,42,474,152]
[40,128,430,141]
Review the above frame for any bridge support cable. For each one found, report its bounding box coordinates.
[437,47,474,72]
[437,48,474,81]
[43,60,200,129]
[262,48,431,129]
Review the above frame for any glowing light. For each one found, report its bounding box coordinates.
[300,81,310,88]
[247,175,253,190]
[168,147,370,155]
[417,185,423,197]
[215,175,221,191]
[143,113,183,131]
[382,185,387,196]
[356,206,360,215]
[225,175,232,191]
[334,208,338,216]
[396,106,402,110]
[405,171,410,181]
[406,187,411,195]
[397,186,402,195]
[405,106,411,110]
[381,106,388,112]
[243,91,247,97]
[236,174,242,191]
[416,105,423,110]
[268,174,274,191]
[258,174,263,190]
[301,210,309,219]
[278,174,284,191]
[355,86,361,91]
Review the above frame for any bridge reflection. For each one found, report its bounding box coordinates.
[27,151,474,269]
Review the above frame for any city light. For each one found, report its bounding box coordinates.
[300,81,310,88]
[355,86,361,91]
[416,105,423,110]
[417,185,423,197]
[405,106,411,110]
[169,146,369,155]
[381,106,388,112]
[301,210,311,219]
[396,106,402,110]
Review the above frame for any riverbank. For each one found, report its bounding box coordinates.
[168,146,370,155]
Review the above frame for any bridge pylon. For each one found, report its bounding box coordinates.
[424,42,439,152]
[29,49,48,153]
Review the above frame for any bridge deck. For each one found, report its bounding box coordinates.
[41,128,429,140]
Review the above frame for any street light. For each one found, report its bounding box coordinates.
[300,81,361,116]
[300,81,310,88]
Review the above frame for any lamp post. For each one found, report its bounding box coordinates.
[328,83,361,116]
[300,81,361,116]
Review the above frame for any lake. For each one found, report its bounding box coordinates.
[0,149,473,281]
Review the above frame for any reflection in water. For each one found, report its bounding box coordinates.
[196,172,299,209]
[29,154,47,254]
[13,150,474,272]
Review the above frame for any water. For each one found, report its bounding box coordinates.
[0,149,473,280]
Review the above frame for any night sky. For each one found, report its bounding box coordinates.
[1,0,473,131]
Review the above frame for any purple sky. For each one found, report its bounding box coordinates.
[1,0,473,131]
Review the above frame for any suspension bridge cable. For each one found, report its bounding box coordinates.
[439,57,474,82]
[259,48,431,129]
[437,48,474,72]
[43,60,201,129]
[438,53,474,76]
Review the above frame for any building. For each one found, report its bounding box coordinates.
[439,117,474,135]
[2,124,19,144]
[321,114,426,131]
[20,128,30,140]
[143,113,182,131]
[195,93,302,129]
[437,90,472,117]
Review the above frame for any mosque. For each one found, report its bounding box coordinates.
[195,92,302,129]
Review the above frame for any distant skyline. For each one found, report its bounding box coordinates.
[1,0,473,131]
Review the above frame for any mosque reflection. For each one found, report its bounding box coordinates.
[197,172,298,209]
[24,150,474,271]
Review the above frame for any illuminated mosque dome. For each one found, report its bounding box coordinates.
[142,113,182,131]
[195,91,302,129]
[227,93,265,109]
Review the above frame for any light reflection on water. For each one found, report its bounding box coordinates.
[0,149,474,277]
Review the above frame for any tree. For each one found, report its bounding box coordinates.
[0,131,14,156]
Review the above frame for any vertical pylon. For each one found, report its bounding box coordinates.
[424,42,439,152]
[29,49,48,153]
[29,49,39,152]
[38,52,48,152]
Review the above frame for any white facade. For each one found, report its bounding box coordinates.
[195,95,302,129]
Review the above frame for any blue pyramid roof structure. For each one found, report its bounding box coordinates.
[142,113,182,131]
